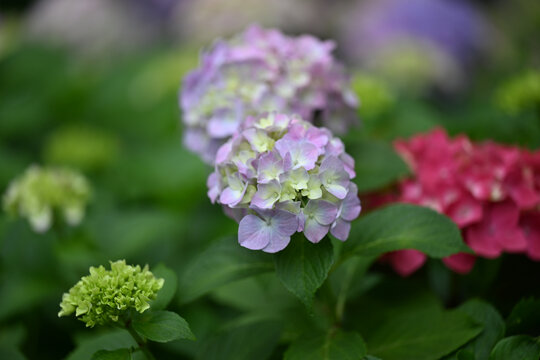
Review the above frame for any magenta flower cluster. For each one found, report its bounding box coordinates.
[377,128,540,276]
[181,25,358,163]
[207,113,360,252]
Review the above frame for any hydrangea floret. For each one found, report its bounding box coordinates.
[181,25,359,163]
[207,112,361,252]
[370,128,540,276]
[3,165,91,233]
[58,260,164,327]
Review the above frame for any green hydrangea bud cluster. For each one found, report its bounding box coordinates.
[2,165,91,233]
[58,260,164,327]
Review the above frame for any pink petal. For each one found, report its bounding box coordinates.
[251,181,281,209]
[207,173,221,203]
[446,195,483,228]
[219,186,246,206]
[270,209,300,237]
[442,253,476,274]
[305,200,338,226]
[238,215,272,250]
[521,212,540,260]
[465,223,502,258]
[330,218,351,241]
[262,235,291,253]
[215,141,233,164]
[388,250,426,277]
[304,219,330,243]
[257,151,284,183]
[207,112,240,138]
[340,184,361,222]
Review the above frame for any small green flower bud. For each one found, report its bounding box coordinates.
[58,260,164,327]
[2,165,91,233]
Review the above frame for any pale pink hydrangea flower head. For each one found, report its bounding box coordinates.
[207,113,361,252]
[181,25,359,164]
[377,128,540,276]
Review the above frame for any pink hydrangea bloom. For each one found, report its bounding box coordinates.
[374,128,540,276]
[207,113,361,252]
[181,25,359,164]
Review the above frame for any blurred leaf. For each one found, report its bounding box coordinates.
[506,298,540,336]
[197,320,282,360]
[211,274,295,312]
[285,330,366,360]
[67,330,136,360]
[132,310,195,343]
[455,299,505,360]
[0,347,26,360]
[91,349,132,360]
[348,139,409,193]
[150,264,178,311]
[0,146,30,189]
[0,276,58,321]
[365,307,482,360]
[179,237,274,304]
[105,142,208,205]
[274,236,334,308]
[0,323,26,349]
[88,208,185,259]
[345,204,469,259]
[489,336,540,360]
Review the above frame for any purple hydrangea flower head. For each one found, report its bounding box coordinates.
[181,25,359,164]
[207,113,361,252]
[343,0,489,92]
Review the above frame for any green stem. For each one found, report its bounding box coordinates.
[126,322,156,360]
[334,256,376,323]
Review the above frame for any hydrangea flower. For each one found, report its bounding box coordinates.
[371,128,540,276]
[58,260,164,327]
[3,165,91,233]
[208,113,361,252]
[181,25,359,163]
[342,0,489,93]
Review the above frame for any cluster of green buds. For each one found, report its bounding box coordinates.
[58,260,164,327]
[2,165,91,233]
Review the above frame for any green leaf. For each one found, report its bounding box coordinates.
[150,263,178,310]
[506,298,540,336]
[274,235,334,307]
[67,330,137,360]
[285,330,367,360]
[132,310,195,343]
[198,320,282,360]
[88,208,186,259]
[348,139,410,193]
[456,299,505,360]
[365,307,482,360]
[490,336,540,360]
[0,347,26,360]
[91,349,132,360]
[345,204,469,258]
[179,237,274,303]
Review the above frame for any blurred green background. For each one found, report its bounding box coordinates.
[0,0,539,359]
